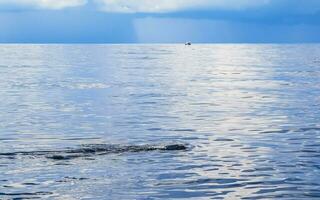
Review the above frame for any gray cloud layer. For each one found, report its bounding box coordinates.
[0,0,87,10]
[0,0,319,14]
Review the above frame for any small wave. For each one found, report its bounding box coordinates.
[0,65,8,68]
[214,138,235,142]
[56,176,90,183]
[0,144,187,160]
[134,56,157,60]
[0,64,33,69]
[297,127,320,132]
[69,83,110,89]
[170,129,197,132]
[0,191,52,196]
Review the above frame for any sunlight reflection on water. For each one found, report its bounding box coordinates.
[0,44,320,199]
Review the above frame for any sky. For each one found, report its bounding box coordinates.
[0,0,320,43]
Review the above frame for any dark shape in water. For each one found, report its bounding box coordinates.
[0,144,187,160]
[163,144,187,150]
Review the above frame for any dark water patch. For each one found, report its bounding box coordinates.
[0,137,16,141]
[175,164,213,171]
[157,173,197,180]
[22,183,40,186]
[53,162,72,166]
[0,191,52,196]
[287,137,313,141]
[305,192,320,198]
[214,138,235,142]
[259,129,290,134]
[204,168,220,171]
[280,149,320,154]
[136,56,158,60]
[137,101,157,105]
[192,183,246,191]
[169,129,197,132]
[242,193,305,200]
[56,176,90,183]
[254,167,275,172]
[190,102,219,106]
[125,51,140,55]
[61,137,102,141]
[185,178,246,185]
[255,186,299,194]
[147,128,163,131]
[241,173,273,178]
[0,65,9,68]
[297,127,320,132]
[0,144,188,160]
[181,136,200,141]
[131,93,163,98]
[156,190,231,199]
[304,144,320,147]
[47,154,81,160]
[149,48,172,54]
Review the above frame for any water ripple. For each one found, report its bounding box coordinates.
[0,44,320,199]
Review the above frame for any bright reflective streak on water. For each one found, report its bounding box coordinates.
[0,44,320,199]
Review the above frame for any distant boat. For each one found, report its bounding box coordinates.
[185,42,191,46]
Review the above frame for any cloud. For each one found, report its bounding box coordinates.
[0,0,87,10]
[96,0,270,13]
[0,0,319,16]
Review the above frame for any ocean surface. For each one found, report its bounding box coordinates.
[0,44,320,199]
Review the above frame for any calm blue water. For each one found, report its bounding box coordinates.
[0,44,320,199]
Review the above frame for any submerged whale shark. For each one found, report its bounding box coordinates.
[0,144,187,160]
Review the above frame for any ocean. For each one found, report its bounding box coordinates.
[0,44,320,199]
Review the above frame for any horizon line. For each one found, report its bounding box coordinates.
[0,42,319,45]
